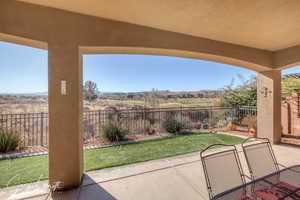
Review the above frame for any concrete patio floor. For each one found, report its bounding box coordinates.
[1,143,299,200]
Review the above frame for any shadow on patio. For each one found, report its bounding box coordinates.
[0,143,299,200]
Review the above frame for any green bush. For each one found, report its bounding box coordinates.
[102,124,128,142]
[0,129,21,153]
[163,119,184,133]
[221,75,257,107]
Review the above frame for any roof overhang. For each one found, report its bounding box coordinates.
[17,0,300,51]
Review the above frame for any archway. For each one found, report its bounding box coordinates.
[281,66,300,145]
[0,40,48,188]
[81,52,259,174]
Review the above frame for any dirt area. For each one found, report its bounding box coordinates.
[0,95,220,113]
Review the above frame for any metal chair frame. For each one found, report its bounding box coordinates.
[241,137,280,180]
[200,144,247,200]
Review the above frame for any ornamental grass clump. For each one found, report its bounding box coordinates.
[0,129,22,153]
[102,123,128,142]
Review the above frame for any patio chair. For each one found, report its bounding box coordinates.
[241,138,300,199]
[200,144,251,200]
[241,137,285,179]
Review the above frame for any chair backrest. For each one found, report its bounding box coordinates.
[242,138,279,179]
[200,144,246,199]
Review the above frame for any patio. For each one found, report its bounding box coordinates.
[1,0,300,198]
[1,143,299,200]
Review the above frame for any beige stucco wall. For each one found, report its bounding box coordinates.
[48,44,83,189]
[281,92,300,136]
[0,0,276,72]
[2,0,300,70]
[257,70,282,143]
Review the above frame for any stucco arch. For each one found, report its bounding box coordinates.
[80,46,270,72]
[0,33,47,50]
[273,45,300,70]
[0,0,274,74]
[0,32,266,73]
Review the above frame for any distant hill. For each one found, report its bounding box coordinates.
[99,90,223,100]
[0,90,223,99]
[0,92,48,96]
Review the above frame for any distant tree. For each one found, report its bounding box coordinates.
[144,88,160,108]
[282,78,300,99]
[83,81,98,102]
[221,75,257,107]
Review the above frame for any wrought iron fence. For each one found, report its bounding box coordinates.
[232,106,257,125]
[0,106,257,147]
[0,112,48,147]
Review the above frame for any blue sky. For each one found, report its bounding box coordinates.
[1,41,300,93]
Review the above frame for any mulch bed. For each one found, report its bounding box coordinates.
[0,132,171,158]
[83,132,170,148]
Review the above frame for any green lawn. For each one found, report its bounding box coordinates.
[0,133,243,188]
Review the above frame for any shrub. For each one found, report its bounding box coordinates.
[0,129,21,153]
[102,124,128,142]
[241,116,257,131]
[163,119,184,133]
[228,124,237,131]
[221,75,257,107]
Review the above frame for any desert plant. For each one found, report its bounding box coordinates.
[0,129,21,153]
[102,123,128,142]
[163,118,184,133]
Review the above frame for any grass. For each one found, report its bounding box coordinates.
[0,132,243,188]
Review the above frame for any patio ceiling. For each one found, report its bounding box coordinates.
[18,0,300,51]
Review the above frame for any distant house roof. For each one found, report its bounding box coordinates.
[283,73,300,79]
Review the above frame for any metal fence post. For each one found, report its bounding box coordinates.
[180,106,183,124]
[209,106,213,129]
[40,112,44,146]
[98,110,101,138]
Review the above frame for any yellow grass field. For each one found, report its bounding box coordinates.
[0,96,220,113]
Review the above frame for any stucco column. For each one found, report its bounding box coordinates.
[48,43,83,189]
[257,70,281,143]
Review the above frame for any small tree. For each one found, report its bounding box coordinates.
[221,75,257,107]
[144,88,160,108]
[282,78,300,99]
[83,81,98,102]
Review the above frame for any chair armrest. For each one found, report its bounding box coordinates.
[278,164,300,173]
[277,163,288,169]
[242,174,252,181]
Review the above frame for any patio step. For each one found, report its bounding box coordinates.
[281,137,300,146]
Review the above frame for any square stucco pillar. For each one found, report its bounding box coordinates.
[48,43,83,189]
[257,70,281,144]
